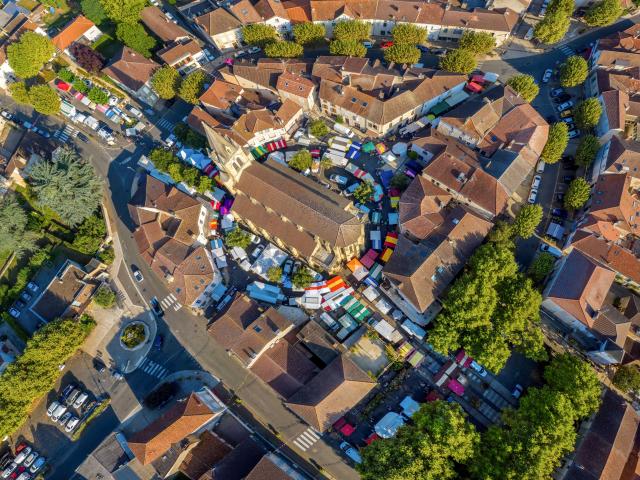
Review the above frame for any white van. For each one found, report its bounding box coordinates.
[333,123,355,138]
[536,160,545,174]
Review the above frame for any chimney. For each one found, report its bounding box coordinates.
[379,90,385,100]
[388,61,395,70]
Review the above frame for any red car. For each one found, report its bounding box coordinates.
[380,41,394,48]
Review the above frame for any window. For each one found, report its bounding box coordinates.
[253,325,262,333]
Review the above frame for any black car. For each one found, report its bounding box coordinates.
[76,132,89,143]
[563,175,574,183]
[14,300,26,309]
[552,208,568,218]
[150,297,164,317]
[153,334,164,351]
[557,193,565,202]
[554,93,571,103]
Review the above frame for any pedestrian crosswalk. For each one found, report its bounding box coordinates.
[160,293,182,311]
[139,358,169,379]
[55,124,78,143]
[558,45,575,57]
[292,428,320,452]
[156,118,174,131]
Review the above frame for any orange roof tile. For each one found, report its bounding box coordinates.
[52,15,95,51]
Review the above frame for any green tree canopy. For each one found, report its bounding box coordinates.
[613,365,640,393]
[534,11,571,44]
[333,20,371,41]
[575,97,603,129]
[309,119,329,138]
[353,182,374,203]
[81,0,107,24]
[149,148,176,171]
[28,85,60,115]
[116,22,156,57]
[0,194,36,256]
[224,228,252,249]
[439,49,477,74]
[8,82,30,104]
[512,204,543,239]
[565,177,591,210]
[575,134,601,167]
[528,252,556,283]
[267,266,282,283]
[488,220,515,244]
[93,285,116,308]
[548,0,575,15]
[73,78,89,94]
[559,55,589,87]
[242,24,278,47]
[264,41,304,58]
[358,401,479,480]
[541,122,569,164]
[72,214,107,255]
[7,32,54,78]
[384,44,421,64]
[585,0,623,26]
[289,149,313,171]
[543,354,601,419]
[28,147,103,227]
[329,39,367,57]
[292,266,314,288]
[391,23,427,44]
[179,70,206,104]
[458,31,496,54]
[98,0,145,23]
[506,74,539,102]
[88,86,109,105]
[293,22,326,45]
[151,65,181,100]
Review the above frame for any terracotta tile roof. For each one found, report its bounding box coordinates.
[250,340,317,398]
[210,438,265,480]
[195,7,242,36]
[384,208,493,312]
[276,71,315,98]
[187,107,221,136]
[158,38,202,66]
[566,389,640,480]
[208,295,292,365]
[229,0,263,24]
[275,98,302,123]
[441,7,518,32]
[102,47,159,92]
[592,304,631,346]
[200,79,243,109]
[591,173,640,237]
[127,394,215,465]
[285,354,375,432]
[178,431,232,480]
[283,0,312,22]
[596,49,640,70]
[399,176,451,240]
[245,456,293,480]
[52,15,95,51]
[141,6,190,42]
[255,0,290,19]
[235,159,363,249]
[605,136,640,180]
[601,89,629,131]
[546,249,616,328]
[572,233,640,285]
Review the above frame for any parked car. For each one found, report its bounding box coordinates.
[29,457,45,474]
[251,244,265,260]
[380,41,394,48]
[431,48,447,55]
[531,174,541,189]
[568,129,579,139]
[153,334,164,351]
[46,401,60,417]
[561,117,574,124]
[283,259,293,275]
[26,282,38,292]
[1,462,17,479]
[1,110,13,120]
[340,442,362,464]
[58,411,72,426]
[512,384,524,399]
[554,93,571,103]
[20,292,31,302]
[550,88,564,98]
[557,192,565,202]
[329,174,348,185]
[150,297,164,317]
[528,189,538,204]
[132,266,143,282]
[563,175,574,183]
[556,100,574,112]
[60,383,78,403]
[247,46,261,54]
[65,416,79,433]
[14,300,25,309]
[77,132,89,143]
[417,44,429,52]
[16,472,30,480]
[73,392,89,410]
[8,308,20,318]
[13,447,31,465]
[560,109,573,118]
[65,389,80,406]
[542,68,553,83]
[540,243,563,258]
[22,452,37,469]
[524,27,534,40]
[551,208,568,218]
[470,360,488,377]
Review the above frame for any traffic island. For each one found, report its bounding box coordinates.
[120,321,148,350]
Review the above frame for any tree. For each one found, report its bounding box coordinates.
[99,246,115,265]
[506,74,539,103]
[93,285,116,308]
[390,173,410,191]
[548,0,575,15]
[353,182,374,203]
[81,0,107,24]
[69,43,105,73]
[575,134,601,167]
[544,354,601,419]
[8,82,30,104]
[224,228,252,249]
[384,44,420,65]
[28,85,60,115]
[242,24,278,47]
[559,55,588,87]
[541,122,569,164]
[528,252,556,283]
[333,20,370,41]
[0,195,36,256]
[151,65,181,100]
[292,267,313,288]
[72,214,106,254]
[267,266,282,283]
[391,23,426,45]
[73,78,89,94]
[58,68,75,83]
[329,39,367,57]
[149,148,176,171]
[358,401,479,480]
[439,49,477,74]
[264,41,304,58]
[293,22,325,45]
[309,119,329,138]
[534,11,571,44]
[564,177,591,210]
[99,0,146,24]
[29,147,103,227]
[574,98,602,129]
[116,22,156,58]
[179,70,206,104]
[289,149,313,171]
[0,316,95,439]
[7,32,54,78]
[585,0,623,26]
[488,221,514,244]
[88,86,109,105]
[458,31,496,54]
[512,204,543,239]
[613,365,640,393]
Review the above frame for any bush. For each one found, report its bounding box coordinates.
[329,39,366,57]
[574,98,602,130]
[528,252,556,283]
[289,149,312,171]
[541,122,569,164]
[267,266,282,283]
[225,228,251,249]
[612,365,640,393]
[73,78,89,94]
[458,31,496,54]
[88,87,109,105]
[439,49,477,74]
[93,285,116,308]
[121,323,146,348]
[72,214,106,255]
[564,178,591,210]
[390,174,410,191]
[353,182,374,203]
[309,119,329,138]
[575,135,601,167]
[99,246,115,265]
[58,68,75,83]
[559,56,588,88]
[264,41,303,58]
[173,123,207,149]
[384,44,420,65]
[506,74,539,103]
[69,43,104,73]
[292,267,313,288]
